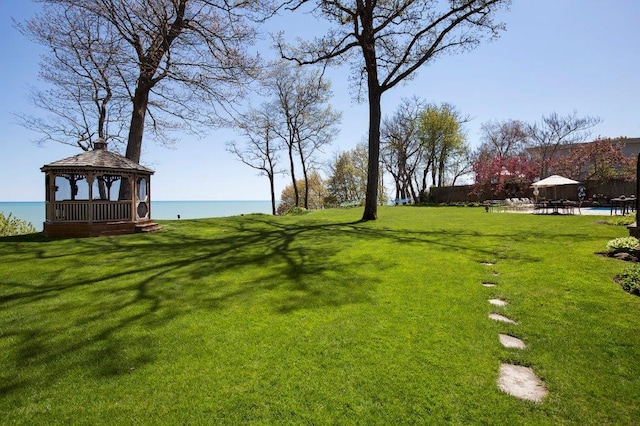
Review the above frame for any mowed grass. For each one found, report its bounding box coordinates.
[1,207,638,424]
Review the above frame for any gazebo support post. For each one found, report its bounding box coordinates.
[130,173,136,221]
[88,173,93,224]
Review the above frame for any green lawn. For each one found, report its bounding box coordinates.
[1,207,638,424]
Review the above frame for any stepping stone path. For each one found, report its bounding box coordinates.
[499,334,526,349]
[498,364,548,402]
[488,313,517,324]
[482,261,547,402]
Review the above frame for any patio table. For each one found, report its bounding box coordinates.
[610,197,636,216]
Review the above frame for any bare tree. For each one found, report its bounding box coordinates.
[16,5,129,150]
[21,0,277,162]
[278,0,510,220]
[526,111,602,178]
[380,97,424,202]
[227,104,283,215]
[477,119,528,158]
[444,142,473,187]
[264,62,341,209]
[382,99,469,202]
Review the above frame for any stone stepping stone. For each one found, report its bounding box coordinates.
[499,334,526,349]
[498,363,547,402]
[480,262,494,266]
[489,298,508,306]
[489,313,517,324]
[482,282,497,288]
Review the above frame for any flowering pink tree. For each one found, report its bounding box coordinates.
[472,154,540,198]
[550,138,635,183]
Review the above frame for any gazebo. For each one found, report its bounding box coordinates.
[40,139,159,237]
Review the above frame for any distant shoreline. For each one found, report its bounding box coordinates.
[0,200,273,232]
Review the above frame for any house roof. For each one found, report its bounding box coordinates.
[41,146,154,174]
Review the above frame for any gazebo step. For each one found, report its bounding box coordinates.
[135,222,160,233]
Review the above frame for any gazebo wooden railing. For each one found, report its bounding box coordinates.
[47,200,133,223]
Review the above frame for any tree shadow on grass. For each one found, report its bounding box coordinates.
[0,214,556,399]
[0,217,379,396]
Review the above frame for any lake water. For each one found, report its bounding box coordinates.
[0,200,273,231]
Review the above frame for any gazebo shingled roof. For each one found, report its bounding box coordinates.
[41,148,154,174]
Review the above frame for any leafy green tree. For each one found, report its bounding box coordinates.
[325,145,370,206]
[417,103,469,190]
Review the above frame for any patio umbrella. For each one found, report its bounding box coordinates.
[531,175,580,199]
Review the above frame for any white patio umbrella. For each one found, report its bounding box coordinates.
[531,175,580,199]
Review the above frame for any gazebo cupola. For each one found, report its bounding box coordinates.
[40,139,158,237]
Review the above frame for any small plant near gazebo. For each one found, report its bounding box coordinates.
[0,212,36,237]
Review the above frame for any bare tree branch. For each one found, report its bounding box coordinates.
[278,0,510,219]
[20,0,280,162]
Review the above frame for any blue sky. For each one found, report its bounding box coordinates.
[1,0,639,201]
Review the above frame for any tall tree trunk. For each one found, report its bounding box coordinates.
[267,147,278,215]
[421,167,429,195]
[296,138,310,209]
[438,156,446,187]
[303,167,309,209]
[126,85,149,163]
[268,172,277,215]
[287,141,299,207]
[123,1,186,163]
[363,87,381,221]
[431,159,437,188]
[119,85,149,200]
[362,15,381,221]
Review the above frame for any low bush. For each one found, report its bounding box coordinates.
[0,212,37,237]
[619,264,640,295]
[605,214,636,226]
[606,236,639,253]
[283,206,308,216]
